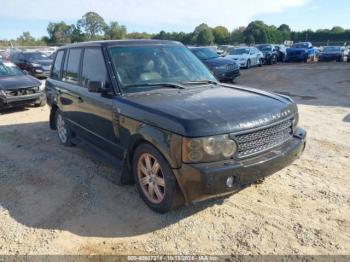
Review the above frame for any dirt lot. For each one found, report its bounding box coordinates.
[0,63,349,256]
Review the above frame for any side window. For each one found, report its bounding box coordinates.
[81,48,110,88]
[63,48,82,84]
[51,50,64,80]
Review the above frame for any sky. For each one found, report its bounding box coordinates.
[0,0,349,39]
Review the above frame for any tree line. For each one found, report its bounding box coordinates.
[0,12,349,47]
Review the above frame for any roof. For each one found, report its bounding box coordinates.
[57,39,182,50]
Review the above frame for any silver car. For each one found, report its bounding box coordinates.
[225,47,264,69]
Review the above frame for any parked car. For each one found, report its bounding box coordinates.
[9,51,53,78]
[286,42,317,62]
[274,45,287,62]
[217,45,235,56]
[189,47,240,82]
[0,59,45,109]
[225,47,263,68]
[256,44,279,65]
[46,40,306,213]
[319,46,348,62]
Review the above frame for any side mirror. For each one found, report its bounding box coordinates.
[87,81,105,93]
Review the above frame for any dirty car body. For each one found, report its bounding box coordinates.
[0,60,44,109]
[46,40,306,212]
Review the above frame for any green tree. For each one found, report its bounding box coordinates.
[213,26,230,45]
[47,21,73,44]
[127,32,152,39]
[77,12,107,40]
[196,28,214,45]
[104,21,127,40]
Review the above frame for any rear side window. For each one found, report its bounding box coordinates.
[63,48,82,84]
[81,48,110,88]
[51,50,64,80]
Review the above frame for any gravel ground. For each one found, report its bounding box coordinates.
[0,63,349,256]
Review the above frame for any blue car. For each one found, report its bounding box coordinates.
[286,42,317,63]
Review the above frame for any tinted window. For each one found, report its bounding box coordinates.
[51,50,64,80]
[63,48,82,84]
[82,48,110,88]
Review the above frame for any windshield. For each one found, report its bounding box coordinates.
[229,48,250,55]
[257,45,272,52]
[24,52,48,61]
[0,61,24,77]
[190,48,219,60]
[292,43,309,49]
[323,46,341,52]
[108,45,216,92]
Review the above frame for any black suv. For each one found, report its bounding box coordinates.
[46,40,306,213]
[256,44,279,65]
[9,51,53,78]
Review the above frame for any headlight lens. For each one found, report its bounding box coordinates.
[31,63,41,67]
[182,135,237,163]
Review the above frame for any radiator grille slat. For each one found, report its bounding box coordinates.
[234,119,293,158]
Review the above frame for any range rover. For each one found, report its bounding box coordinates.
[46,40,306,213]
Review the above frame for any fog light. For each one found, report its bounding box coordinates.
[226,176,234,188]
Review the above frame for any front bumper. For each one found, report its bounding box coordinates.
[0,92,44,108]
[174,128,306,204]
[319,55,342,61]
[216,69,240,81]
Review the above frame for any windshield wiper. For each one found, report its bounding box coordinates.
[182,80,219,86]
[124,83,185,89]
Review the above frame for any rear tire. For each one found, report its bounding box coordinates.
[55,110,74,146]
[133,143,184,213]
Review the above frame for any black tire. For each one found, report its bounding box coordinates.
[34,98,46,107]
[133,143,184,213]
[55,109,74,146]
[246,59,251,69]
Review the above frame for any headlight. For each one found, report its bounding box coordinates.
[182,135,237,163]
[31,63,41,67]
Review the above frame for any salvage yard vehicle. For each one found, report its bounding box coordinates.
[274,44,287,62]
[189,47,240,82]
[225,47,263,68]
[256,44,279,65]
[0,59,45,109]
[9,50,53,78]
[319,46,348,62]
[286,42,317,62]
[46,40,306,213]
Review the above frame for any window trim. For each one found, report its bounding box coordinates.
[50,49,65,80]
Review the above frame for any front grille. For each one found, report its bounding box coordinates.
[234,119,293,158]
[5,87,38,97]
[226,64,236,71]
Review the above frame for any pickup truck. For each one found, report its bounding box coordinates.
[46,40,306,213]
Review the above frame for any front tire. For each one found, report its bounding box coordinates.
[133,143,184,213]
[246,59,251,69]
[55,110,74,146]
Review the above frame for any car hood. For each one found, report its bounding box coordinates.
[0,75,41,90]
[226,54,248,60]
[321,51,341,55]
[203,57,237,67]
[287,47,307,53]
[116,84,296,137]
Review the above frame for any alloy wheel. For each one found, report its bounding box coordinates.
[137,153,165,204]
[56,114,68,144]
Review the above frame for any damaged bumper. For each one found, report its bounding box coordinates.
[174,128,307,204]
